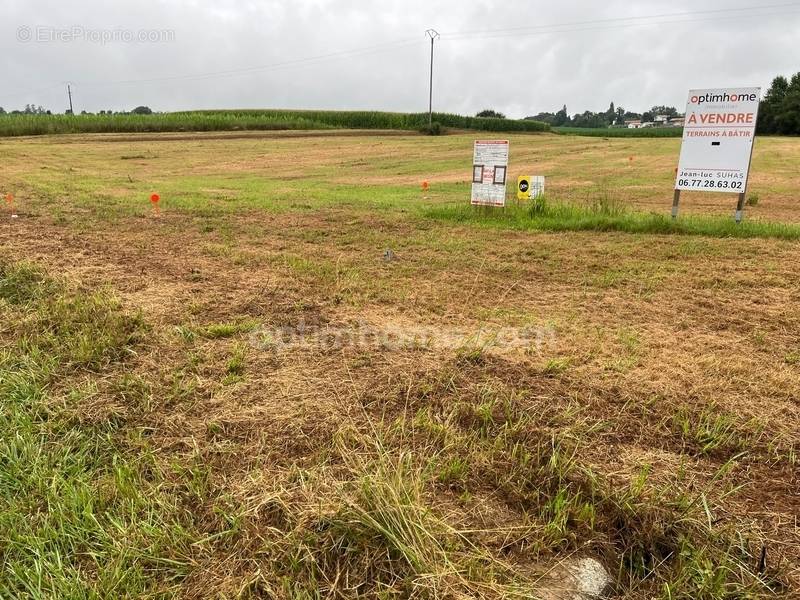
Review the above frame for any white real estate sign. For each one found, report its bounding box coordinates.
[530,176,545,199]
[675,88,761,193]
[471,140,509,207]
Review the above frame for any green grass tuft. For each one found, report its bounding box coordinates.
[197,320,258,339]
[0,263,55,305]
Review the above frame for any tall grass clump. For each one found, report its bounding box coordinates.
[251,428,546,597]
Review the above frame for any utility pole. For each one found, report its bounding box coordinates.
[67,84,74,115]
[425,29,440,127]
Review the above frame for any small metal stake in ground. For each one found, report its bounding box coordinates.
[671,189,681,220]
[735,192,746,223]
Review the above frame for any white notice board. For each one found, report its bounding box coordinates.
[675,88,760,193]
[471,140,509,207]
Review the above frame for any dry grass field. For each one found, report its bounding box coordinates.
[0,130,798,598]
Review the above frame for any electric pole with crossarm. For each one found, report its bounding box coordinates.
[425,29,440,128]
[66,83,74,115]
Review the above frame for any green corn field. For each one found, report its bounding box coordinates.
[0,109,551,137]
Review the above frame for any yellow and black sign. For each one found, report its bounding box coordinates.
[517,175,545,201]
[517,176,532,201]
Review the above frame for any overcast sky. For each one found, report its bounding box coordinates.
[2,1,799,117]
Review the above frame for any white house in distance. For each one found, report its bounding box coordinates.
[626,115,684,129]
[625,119,657,129]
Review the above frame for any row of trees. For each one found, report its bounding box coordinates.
[479,83,798,136]
[523,103,679,128]
[0,105,153,116]
[758,73,800,135]
[516,73,800,134]
[0,104,51,115]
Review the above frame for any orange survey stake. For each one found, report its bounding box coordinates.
[150,193,161,217]
[5,193,17,218]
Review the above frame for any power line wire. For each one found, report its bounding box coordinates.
[441,10,800,42]
[441,1,800,38]
[74,37,421,87]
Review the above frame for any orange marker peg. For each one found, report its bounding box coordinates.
[150,193,161,217]
[5,193,17,218]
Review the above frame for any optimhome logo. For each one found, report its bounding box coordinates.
[690,91,758,105]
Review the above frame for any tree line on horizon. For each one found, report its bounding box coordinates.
[482,72,800,135]
[0,105,153,116]
[521,103,679,128]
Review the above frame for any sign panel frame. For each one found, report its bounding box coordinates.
[673,87,761,221]
[675,88,760,193]
[471,140,510,207]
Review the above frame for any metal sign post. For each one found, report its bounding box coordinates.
[735,115,760,224]
[671,189,681,219]
[735,193,747,223]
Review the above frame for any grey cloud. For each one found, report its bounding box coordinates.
[1,0,798,116]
